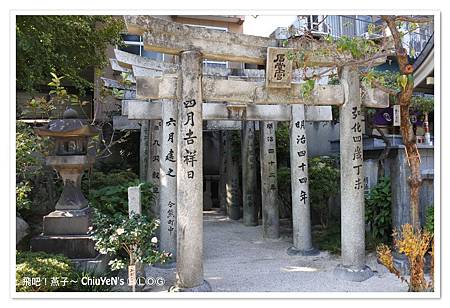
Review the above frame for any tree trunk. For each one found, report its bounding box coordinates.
[382,16,423,230]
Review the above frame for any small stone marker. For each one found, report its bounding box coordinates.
[128,185,142,217]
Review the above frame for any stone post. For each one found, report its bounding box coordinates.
[242,121,258,226]
[218,131,227,214]
[334,66,373,282]
[148,119,162,218]
[128,186,142,217]
[175,50,211,291]
[139,120,150,181]
[159,99,178,266]
[259,121,279,239]
[287,105,319,256]
[225,131,241,220]
[127,185,144,287]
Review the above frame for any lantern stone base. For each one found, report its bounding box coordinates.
[333,264,374,282]
[43,207,91,235]
[31,206,97,259]
[30,234,97,259]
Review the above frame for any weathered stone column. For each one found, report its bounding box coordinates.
[158,99,178,266]
[287,105,319,256]
[139,120,150,181]
[242,121,258,226]
[218,131,227,214]
[259,121,279,239]
[175,50,211,291]
[148,119,162,218]
[334,66,373,282]
[225,131,241,220]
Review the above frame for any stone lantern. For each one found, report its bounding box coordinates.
[30,108,100,259]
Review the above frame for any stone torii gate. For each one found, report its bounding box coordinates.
[111,48,337,251]
[118,15,388,290]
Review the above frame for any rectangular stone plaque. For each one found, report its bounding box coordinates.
[266,47,293,89]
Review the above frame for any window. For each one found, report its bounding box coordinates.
[119,34,164,61]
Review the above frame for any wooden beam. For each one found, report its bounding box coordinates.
[124,15,278,65]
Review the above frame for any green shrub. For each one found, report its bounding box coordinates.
[425,205,434,234]
[16,122,47,212]
[309,156,340,227]
[16,251,116,292]
[365,176,392,243]
[16,251,75,292]
[83,170,154,217]
[88,180,153,217]
[92,212,170,271]
[82,170,139,194]
[277,167,292,217]
[276,156,340,224]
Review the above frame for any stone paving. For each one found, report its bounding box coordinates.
[146,210,408,292]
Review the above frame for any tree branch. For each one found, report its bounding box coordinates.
[394,16,433,24]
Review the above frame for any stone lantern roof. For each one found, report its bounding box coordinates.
[35,108,99,138]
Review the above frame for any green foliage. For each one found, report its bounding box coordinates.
[83,170,139,192]
[309,156,340,227]
[16,122,48,212]
[16,251,75,292]
[92,212,170,271]
[335,35,379,59]
[276,156,340,226]
[411,96,434,115]
[86,170,154,217]
[277,167,292,213]
[425,206,434,234]
[365,176,392,242]
[275,122,290,160]
[16,181,33,211]
[300,79,315,101]
[16,251,114,292]
[313,224,341,254]
[16,15,125,94]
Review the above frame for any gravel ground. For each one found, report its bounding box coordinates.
[146,210,408,293]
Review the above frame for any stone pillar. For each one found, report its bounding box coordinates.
[218,131,227,214]
[139,120,150,181]
[242,121,258,226]
[175,50,210,291]
[334,66,373,282]
[148,119,162,218]
[225,131,241,220]
[287,105,319,256]
[159,99,178,266]
[259,121,279,239]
